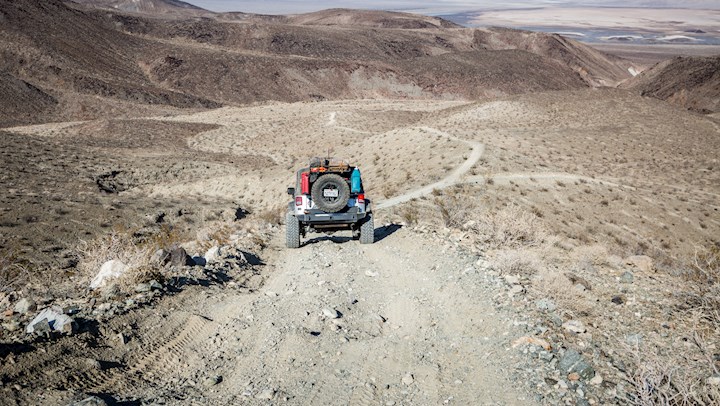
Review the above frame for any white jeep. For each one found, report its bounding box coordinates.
[285,158,373,248]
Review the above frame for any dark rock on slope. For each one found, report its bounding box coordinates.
[622,55,720,114]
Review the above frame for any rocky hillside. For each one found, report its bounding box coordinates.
[70,0,209,16]
[0,0,637,127]
[622,55,720,113]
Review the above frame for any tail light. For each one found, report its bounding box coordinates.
[295,196,303,206]
[357,194,365,204]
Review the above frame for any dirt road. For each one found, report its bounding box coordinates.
[2,227,534,405]
[212,229,532,404]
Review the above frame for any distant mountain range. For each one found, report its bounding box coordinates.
[9,0,715,127]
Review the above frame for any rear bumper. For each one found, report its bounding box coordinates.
[297,207,367,224]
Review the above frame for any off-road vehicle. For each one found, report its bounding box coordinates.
[286,157,373,248]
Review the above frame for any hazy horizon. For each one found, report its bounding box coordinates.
[184,0,720,14]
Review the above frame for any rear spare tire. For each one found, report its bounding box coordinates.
[359,213,374,244]
[311,173,350,213]
[286,212,300,248]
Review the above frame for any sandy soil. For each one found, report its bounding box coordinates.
[2,88,719,404]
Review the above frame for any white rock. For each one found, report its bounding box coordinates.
[402,373,414,386]
[90,260,128,289]
[322,308,340,319]
[707,376,720,386]
[504,275,520,285]
[14,298,36,314]
[590,374,603,386]
[26,307,75,334]
[255,389,275,400]
[365,270,379,277]
[562,320,586,334]
[205,246,220,263]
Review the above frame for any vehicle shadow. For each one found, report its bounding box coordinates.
[301,223,403,247]
[375,223,402,242]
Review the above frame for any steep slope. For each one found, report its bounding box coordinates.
[0,0,219,124]
[473,27,636,86]
[0,3,636,126]
[0,73,58,127]
[70,0,210,17]
[622,55,720,113]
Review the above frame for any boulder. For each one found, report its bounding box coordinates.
[559,349,595,380]
[26,306,76,335]
[170,247,193,268]
[90,260,128,289]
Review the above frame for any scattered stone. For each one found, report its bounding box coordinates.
[509,285,525,295]
[504,275,520,285]
[170,247,193,268]
[255,389,275,400]
[322,308,340,319]
[265,291,278,297]
[625,334,643,346]
[149,280,163,291]
[568,372,580,381]
[135,283,151,293]
[192,256,207,267]
[365,270,379,277]
[26,307,76,335]
[71,396,108,406]
[512,336,552,350]
[559,350,595,380]
[2,320,20,332]
[707,376,720,386]
[90,260,128,289]
[150,249,169,265]
[535,298,556,312]
[13,298,36,314]
[589,374,603,386]
[562,320,586,334]
[205,246,220,263]
[402,373,414,386]
[84,358,102,370]
[619,271,634,284]
[611,295,625,305]
[565,273,592,290]
[625,255,653,273]
[203,375,222,387]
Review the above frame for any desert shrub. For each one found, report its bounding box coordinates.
[433,186,478,229]
[476,204,548,248]
[0,248,30,288]
[77,228,154,280]
[677,245,720,327]
[622,320,720,406]
[399,204,420,226]
[255,205,284,226]
[493,249,542,277]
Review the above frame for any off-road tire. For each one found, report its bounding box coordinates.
[359,212,374,244]
[311,173,350,213]
[286,212,300,248]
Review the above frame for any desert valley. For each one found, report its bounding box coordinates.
[1,0,719,405]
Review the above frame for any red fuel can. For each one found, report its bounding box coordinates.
[301,172,310,195]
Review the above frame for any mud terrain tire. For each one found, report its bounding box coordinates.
[360,213,374,244]
[311,173,350,213]
[286,212,300,248]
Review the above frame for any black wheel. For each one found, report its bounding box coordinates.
[311,174,350,213]
[286,212,300,248]
[359,213,374,244]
